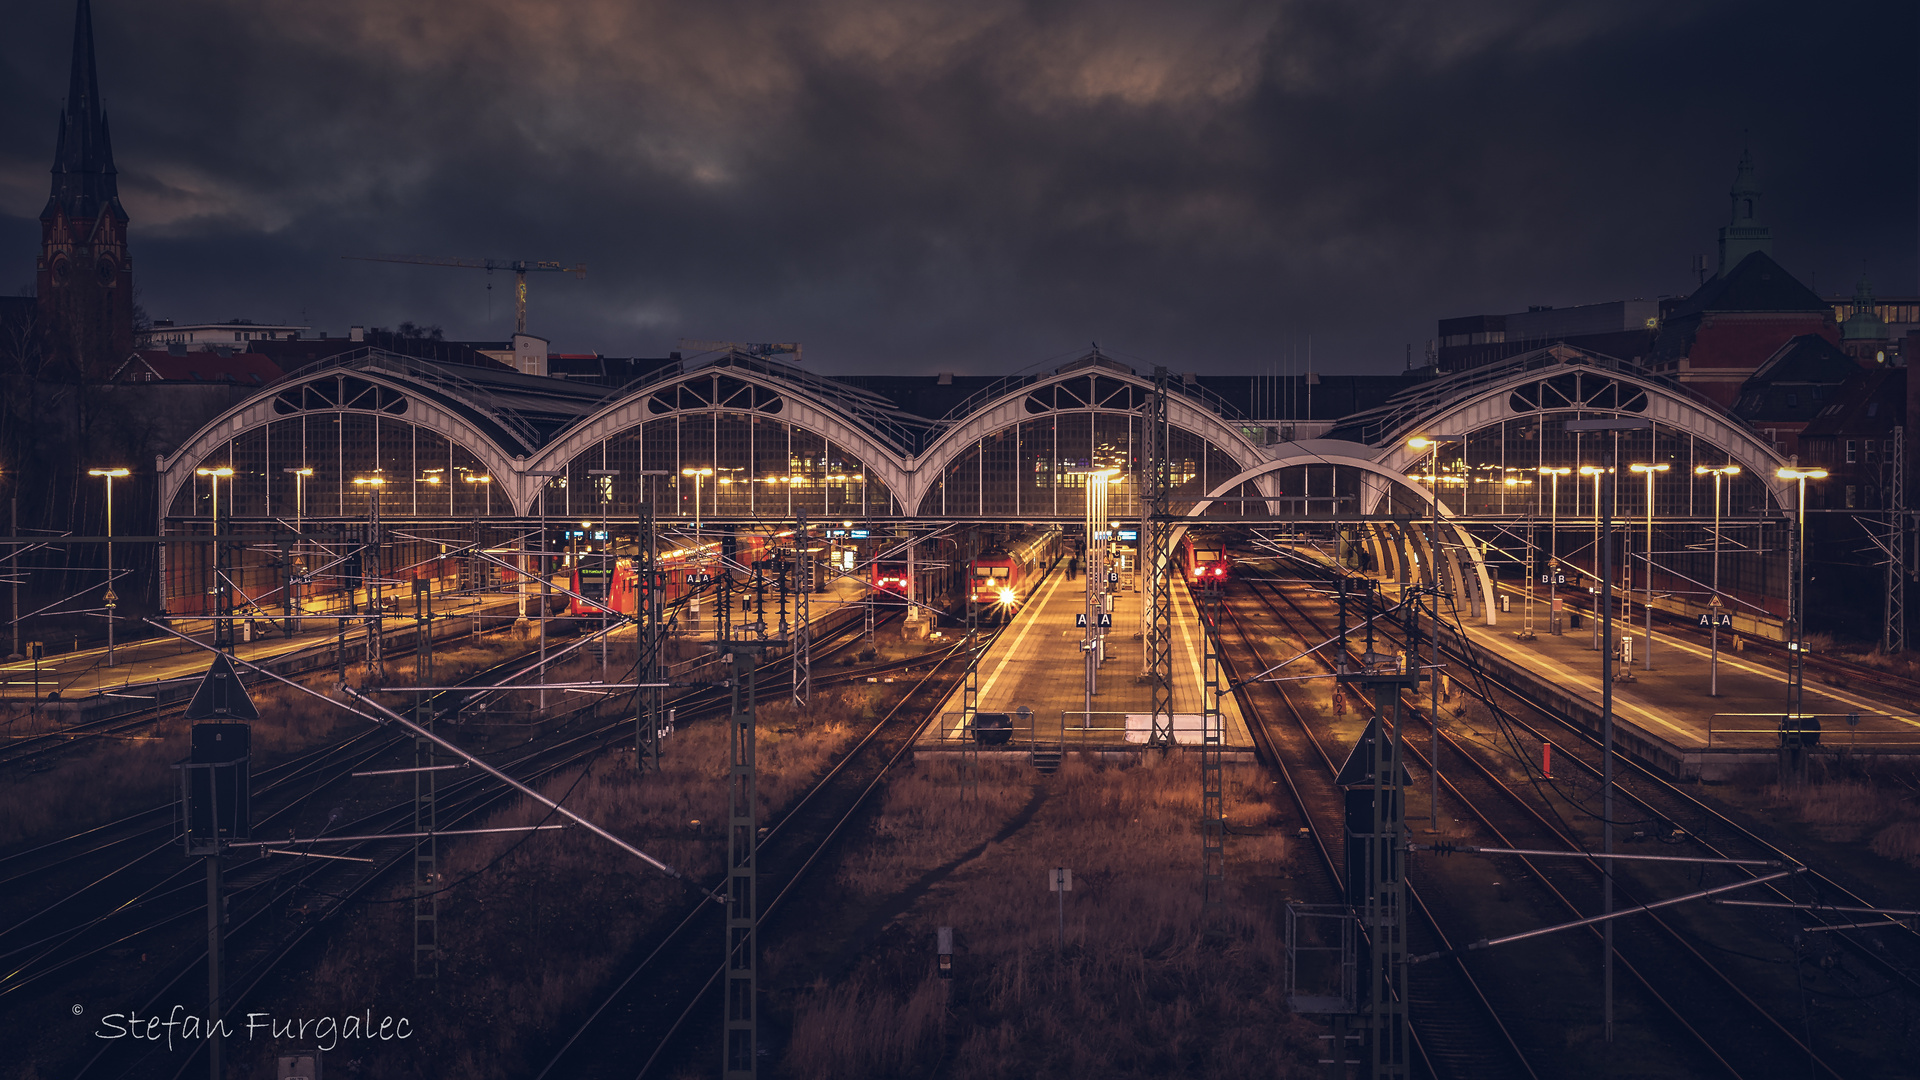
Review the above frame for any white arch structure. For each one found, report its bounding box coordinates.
[156,366,524,524]
[1194,439,1501,625]
[1370,358,1795,508]
[526,366,913,516]
[905,366,1268,512]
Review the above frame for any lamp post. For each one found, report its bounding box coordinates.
[1069,469,1118,727]
[1407,435,1463,832]
[528,470,567,708]
[88,468,129,664]
[682,467,714,537]
[196,467,234,648]
[351,476,387,680]
[1580,466,1607,650]
[588,469,620,678]
[1539,467,1571,633]
[1695,465,1741,695]
[462,472,493,516]
[1628,463,1670,670]
[1563,414,1650,1045]
[1776,467,1828,720]
[283,467,313,628]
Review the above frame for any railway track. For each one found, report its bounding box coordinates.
[1242,559,1920,1076]
[1489,576,1920,705]
[534,573,1054,1079]
[1211,582,1537,1080]
[3,604,891,1079]
[533,635,975,1079]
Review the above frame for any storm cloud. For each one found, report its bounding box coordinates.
[0,0,1913,373]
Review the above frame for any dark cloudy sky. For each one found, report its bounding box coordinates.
[1,0,1914,374]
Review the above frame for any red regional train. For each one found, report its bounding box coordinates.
[969,527,1062,620]
[1181,531,1231,584]
[565,533,772,617]
[873,558,911,596]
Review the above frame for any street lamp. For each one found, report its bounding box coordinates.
[196,467,234,533]
[1068,468,1119,731]
[88,468,129,665]
[1628,463,1670,670]
[283,467,313,616]
[1579,465,1609,651]
[462,472,492,516]
[587,469,621,676]
[527,469,568,705]
[351,476,388,679]
[681,467,714,536]
[1776,467,1828,720]
[1407,434,1464,832]
[1694,465,1741,695]
[197,467,236,651]
[1539,467,1571,633]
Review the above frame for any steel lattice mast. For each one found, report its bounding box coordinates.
[1147,366,1175,747]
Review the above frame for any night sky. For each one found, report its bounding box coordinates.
[0,0,1914,374]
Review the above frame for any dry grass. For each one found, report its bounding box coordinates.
[0,680,373,850]
[236,681,889,1079]
[1763,776,1920,865]
[781,754,1323,1078]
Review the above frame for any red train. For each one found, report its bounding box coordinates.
[1181,531,1231,584]
[873,558,911,596]
[564,533,772,616]
[969,528,1062,619]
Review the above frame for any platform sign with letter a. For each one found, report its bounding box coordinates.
[1049,867,1072,892]
[1698,613,1733,628]
[1076,613,1112,628]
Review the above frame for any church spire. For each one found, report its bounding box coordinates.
[1715,149,1771,276]
[43,0,124,226]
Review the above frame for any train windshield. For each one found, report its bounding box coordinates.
[577,568,610,599]
[1193,549,1221,563]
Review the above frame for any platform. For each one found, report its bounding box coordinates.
[1457,591,1920,777]
[918,565,1254,754]
[0,574,876,713]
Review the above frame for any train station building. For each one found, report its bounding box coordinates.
[154,341,1816,640]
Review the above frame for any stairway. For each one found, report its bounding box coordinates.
[1031,748,1063,774]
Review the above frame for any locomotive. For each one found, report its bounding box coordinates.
[968,527,1063,620]
[1180,531,1231,584]
[564,532,772,617]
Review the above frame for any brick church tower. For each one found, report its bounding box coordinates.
[37,0,133,378]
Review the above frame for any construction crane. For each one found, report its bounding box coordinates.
[678,339,803,363]
[343,255,586,335]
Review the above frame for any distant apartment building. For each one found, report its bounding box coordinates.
[139,319,309,348]
[1435,299,1662,372]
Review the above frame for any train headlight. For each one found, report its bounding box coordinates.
[997,587,1018,606]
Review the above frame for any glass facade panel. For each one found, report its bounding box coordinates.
[917,412,1248,519]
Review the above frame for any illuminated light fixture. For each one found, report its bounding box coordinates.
[1577,465,1610,476]
[351,475,386,487]
[285,466,314,477]
[997,587,1018,606]
[464,474,491,483]
[1538,466,1571,477]
[196,467,234,478]
[1627,463,1670,475]
[1776,467,1828,481]
[88,467,130,478]
[1693,464,1740,477]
